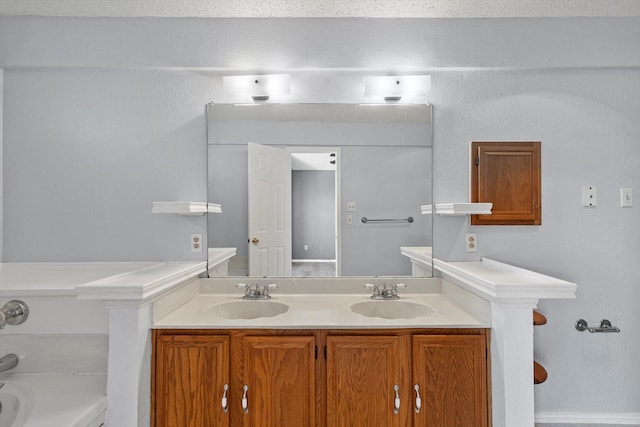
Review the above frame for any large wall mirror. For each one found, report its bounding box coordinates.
[207,103,432,277]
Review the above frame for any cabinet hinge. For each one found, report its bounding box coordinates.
[315,346,318,359]
[475,155,479,166]
[324,345,327,359]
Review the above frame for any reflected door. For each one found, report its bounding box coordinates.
[248,143,292,276]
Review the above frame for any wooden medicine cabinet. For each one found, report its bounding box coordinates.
[471,141,541,225]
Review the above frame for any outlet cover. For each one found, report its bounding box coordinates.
[191,233,203,253]
[582,185,597,207]
[465,233,477,253]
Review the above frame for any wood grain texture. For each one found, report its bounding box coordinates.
[533,310,548,326]
[534,360,548,384]
[471,141,541,225]
[326,335,402,427]
[153,333,229,427]
[413,335,488,427]
[153,328,491,427]
[241,335,316,427]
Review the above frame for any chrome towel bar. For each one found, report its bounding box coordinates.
[575,318,621,333]
[361,216,413,224]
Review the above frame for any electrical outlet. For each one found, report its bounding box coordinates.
[465,233,477,253]
[191,233,203,253]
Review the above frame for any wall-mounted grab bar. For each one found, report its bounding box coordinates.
[575,318,621,333]
[361,216,413,224]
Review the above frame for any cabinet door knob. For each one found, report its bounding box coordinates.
[221,384,228,412]
[414,384,422,413]
[242,385,249,413]
[393,384,400,414]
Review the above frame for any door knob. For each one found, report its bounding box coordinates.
[250,237,259,244]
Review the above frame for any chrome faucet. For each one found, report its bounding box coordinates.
[236,283,278,300]
[0,354,19,373]
[0,300,29,329]
[364,283,406,300]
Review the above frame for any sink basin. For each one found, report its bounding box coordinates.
[208,300,289,320]
[350,300,433,319]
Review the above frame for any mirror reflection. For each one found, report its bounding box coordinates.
[207,103,432,277]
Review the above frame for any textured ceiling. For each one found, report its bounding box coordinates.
[1,0,640,18]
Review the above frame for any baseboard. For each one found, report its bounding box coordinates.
[535,412,640,424]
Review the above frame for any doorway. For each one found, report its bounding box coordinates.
[290,148,339,276]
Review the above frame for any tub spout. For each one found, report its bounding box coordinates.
[0,354,19,373]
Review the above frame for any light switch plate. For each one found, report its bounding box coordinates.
[621,188,632,207]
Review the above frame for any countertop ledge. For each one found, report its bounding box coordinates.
[76,261,207,303]
[433,257,577,305]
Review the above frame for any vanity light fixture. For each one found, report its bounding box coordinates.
[363,75,431,101]
[223,74,290,102]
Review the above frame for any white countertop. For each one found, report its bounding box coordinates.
[1,374,106,427]
[153,291,488,329]
[434,257,577,303]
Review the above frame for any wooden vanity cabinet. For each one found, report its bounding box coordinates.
[413,335,488,427]
[153,334,230,427]
[153,330,316,427]
[326,335,407,427]
[153,329,489,427]
[238,335,316,427]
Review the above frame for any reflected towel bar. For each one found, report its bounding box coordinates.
[361,217,414,224]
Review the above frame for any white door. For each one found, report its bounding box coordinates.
[248,143,292,276]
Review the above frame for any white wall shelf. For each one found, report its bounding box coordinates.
[421,204,433,215]
[152,202,222,215]
[434,203,492,216]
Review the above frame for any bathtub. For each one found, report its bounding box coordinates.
[0,374,106,427]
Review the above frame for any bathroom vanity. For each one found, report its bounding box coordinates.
[67,257,577,427]
[151,278,491,426]
[153,327,488,427]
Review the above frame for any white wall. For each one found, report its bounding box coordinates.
[2,68,210,261]
[431,68,640,418]
[1,15,639,420]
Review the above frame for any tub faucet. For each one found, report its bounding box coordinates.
[0,300,29,329]
[0,354,19,373]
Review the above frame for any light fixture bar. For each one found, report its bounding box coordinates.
[223,74,290,101]
[364,75,431,101]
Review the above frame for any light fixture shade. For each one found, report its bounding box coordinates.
[223,74,290,100]
[364,75,431,100]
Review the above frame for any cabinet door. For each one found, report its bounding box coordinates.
[471,141,541,225]
[326,336,403,427]
[154,334,230,427]
[413,335,488,427]
[241,336,315,427]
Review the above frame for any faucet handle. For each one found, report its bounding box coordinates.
[364,283,377,290]
[265,283,278,290]
[394,283,406,289]
[236,283,249,289]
